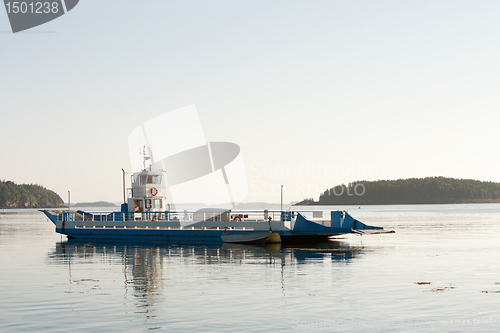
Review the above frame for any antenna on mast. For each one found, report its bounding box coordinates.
[142,145,151,171]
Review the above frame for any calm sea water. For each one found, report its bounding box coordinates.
[1,204,500,332]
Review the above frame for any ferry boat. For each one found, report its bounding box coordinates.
[42,165,391,244]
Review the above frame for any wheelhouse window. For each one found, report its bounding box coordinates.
[137,174,162,185]
[151,175,162,184]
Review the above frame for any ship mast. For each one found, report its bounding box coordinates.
[142,146,151,171]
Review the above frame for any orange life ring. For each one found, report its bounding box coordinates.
[233,216,241,222]
[86,216,93,221]
[151,187,158,196]
[152,215,157,221]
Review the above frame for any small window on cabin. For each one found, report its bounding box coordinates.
[154,199,162,209]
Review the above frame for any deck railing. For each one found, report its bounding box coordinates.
[54,209,327,223]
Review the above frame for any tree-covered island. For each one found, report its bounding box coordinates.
[297,177,500,205]
[0,180,64,208]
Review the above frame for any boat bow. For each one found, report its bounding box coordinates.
[292,211,386,234]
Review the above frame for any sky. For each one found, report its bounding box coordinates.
[1,0,500,204]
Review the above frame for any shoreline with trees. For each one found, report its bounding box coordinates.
[0,180,64,209]
[296,177,500,206]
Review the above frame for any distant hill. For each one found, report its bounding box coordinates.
[296,177,500,205]
[73,201,117,207]
[0,180,64,208]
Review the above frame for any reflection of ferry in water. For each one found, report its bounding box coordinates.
[51,240,366,266]
[43,161,391,244]
[48,240,368,319]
